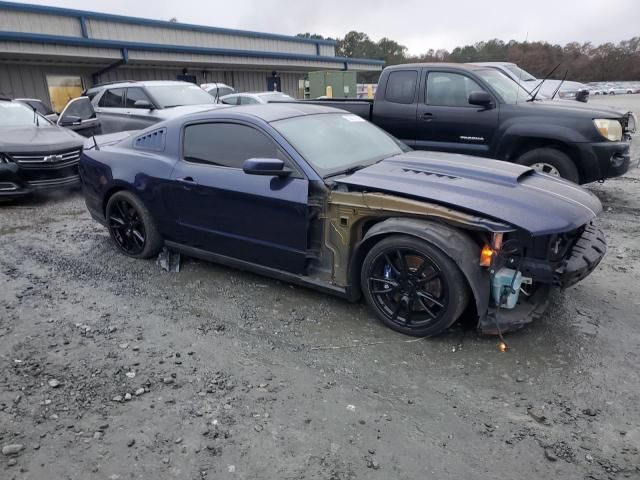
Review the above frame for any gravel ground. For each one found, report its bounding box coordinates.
[1,97,639,479]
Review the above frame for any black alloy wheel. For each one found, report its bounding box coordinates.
[106,191,163,259]
[361,236,469,337]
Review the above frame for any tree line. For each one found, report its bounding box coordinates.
[297,32,640,82]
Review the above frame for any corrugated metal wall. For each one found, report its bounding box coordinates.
[0,63,305,107]
[0,10,82,36]
[0,63,92,103]
[0,6,335,58]
[86,19,325,56]
[98,67,304,97]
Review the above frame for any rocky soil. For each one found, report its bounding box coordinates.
[1,97,639,480]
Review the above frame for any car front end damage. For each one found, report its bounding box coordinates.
[323,188,606,336]
[478,221,606,334]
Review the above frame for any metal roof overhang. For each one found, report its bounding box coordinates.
[0,32,385,72]
[0,0,339,47]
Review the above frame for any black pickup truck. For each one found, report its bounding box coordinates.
[311,63,637,184]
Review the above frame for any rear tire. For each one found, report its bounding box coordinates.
[516,147,580,184]
[105,190,163,259]
[360,235,469,337]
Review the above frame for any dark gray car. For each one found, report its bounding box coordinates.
[0,99,85,198]
[86,80,223,133]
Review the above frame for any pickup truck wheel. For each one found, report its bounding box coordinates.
[106,191,163,259]
[361,235,469,337]
[517,148,580,183]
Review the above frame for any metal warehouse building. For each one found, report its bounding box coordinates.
[0,1,383,112]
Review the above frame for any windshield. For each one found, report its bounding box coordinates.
[20,100,54,115]
[0,101,49,127]
[146,84,217,108]
[206,86,234,97]
[476,69,534,103]
[273,113,405,177]
[504,64,537,82]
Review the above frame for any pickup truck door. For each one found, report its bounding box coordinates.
[371,69,419,147]
[415,69,499,156]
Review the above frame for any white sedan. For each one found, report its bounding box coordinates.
[220,92,295,105]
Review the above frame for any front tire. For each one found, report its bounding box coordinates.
[516,148,580,183]
[361,235,469,337]
[105,191,163,259]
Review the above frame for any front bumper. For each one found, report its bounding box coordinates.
[0,160,80,199]
[479,284,551,335]
[577,138,636,183]
[478,222,606,334]
[554,221,606,288]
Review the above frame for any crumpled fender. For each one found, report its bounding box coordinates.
[353,217,490,321]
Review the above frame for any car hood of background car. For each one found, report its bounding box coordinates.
[334,151,602,235]
[0,125,84,153]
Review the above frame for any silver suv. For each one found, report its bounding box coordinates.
[85,80,223,133]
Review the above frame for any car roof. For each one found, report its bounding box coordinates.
[88,80,198,91]
[183,103,347,123]
[225,92,291,97]
[385,62,490,72]
[471,62,516,67]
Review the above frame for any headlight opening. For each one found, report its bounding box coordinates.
[593,118,623,141]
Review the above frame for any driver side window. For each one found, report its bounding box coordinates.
[183,123,284,169]
[426,72,485,107]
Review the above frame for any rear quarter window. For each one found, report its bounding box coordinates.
[384,70,418,104]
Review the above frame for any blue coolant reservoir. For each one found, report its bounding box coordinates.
[491,268,523,309]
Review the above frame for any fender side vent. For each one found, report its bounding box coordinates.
[134,128,167,151]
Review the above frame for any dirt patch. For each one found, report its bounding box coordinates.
[1,165,640,478]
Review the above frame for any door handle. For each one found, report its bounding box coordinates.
[177,176,196,184]
[420,112,434,121]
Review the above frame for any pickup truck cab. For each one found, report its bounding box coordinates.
[312,63,637,184]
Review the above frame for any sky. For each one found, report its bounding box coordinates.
[8,0,640,54]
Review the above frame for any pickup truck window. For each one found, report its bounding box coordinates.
[385,70,418,104]
[426,72,483,107]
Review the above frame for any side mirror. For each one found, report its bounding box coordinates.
[59,115,82,126]
[134,99,154,109]
[243,158,291,177]
[575,90,589,103]
[468,91,493,108]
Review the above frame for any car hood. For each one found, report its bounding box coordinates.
[526,98,628,118]
[334,151,602,235]
[0,125,85,153]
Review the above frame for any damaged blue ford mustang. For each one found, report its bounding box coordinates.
[79,104,606,337]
